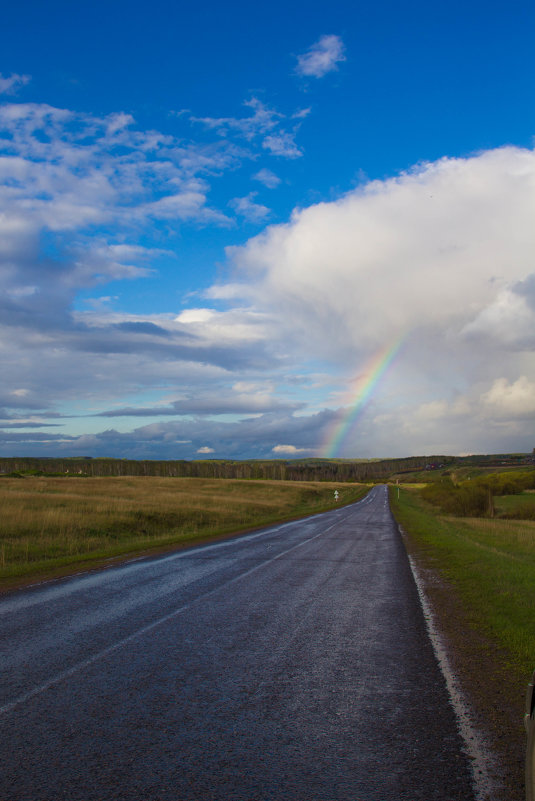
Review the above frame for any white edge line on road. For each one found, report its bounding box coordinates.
[0,515,344,717]
[404,538,498,801]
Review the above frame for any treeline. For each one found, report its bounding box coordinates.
[454,452,534,468]
[421,470,535,517]
[0,455,450,482]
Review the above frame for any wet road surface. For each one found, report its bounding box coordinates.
[0,485,476,800]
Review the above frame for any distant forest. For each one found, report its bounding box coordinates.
[0,453,532,482]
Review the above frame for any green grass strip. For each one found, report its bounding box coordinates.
[390,486,535,679]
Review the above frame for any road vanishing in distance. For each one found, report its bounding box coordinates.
[0,485,476,800]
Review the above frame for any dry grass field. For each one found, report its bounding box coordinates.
[0,476,366,585]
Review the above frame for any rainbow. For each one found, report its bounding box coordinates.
[321,335,405,458]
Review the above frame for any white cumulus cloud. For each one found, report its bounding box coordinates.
[481,377,535,419]
[226,146,535,360]
[272,444,313,454]
[216,145,535,453]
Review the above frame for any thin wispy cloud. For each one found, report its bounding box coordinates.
[0,72,31,95]
[262,132,302,158]
[230,193,270,222]
[253,168,281,188]
[296,35,346,78]
[188,97,305,160]
[190,97,281,140]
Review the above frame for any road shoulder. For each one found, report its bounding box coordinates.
[399,523,525,801]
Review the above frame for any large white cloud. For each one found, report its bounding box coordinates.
[207,145,535,453]
[225,146,534,357]
[481,377,535,419]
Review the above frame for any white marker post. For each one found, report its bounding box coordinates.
[334,490,339,501]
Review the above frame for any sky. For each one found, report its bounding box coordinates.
[1,0,534,460]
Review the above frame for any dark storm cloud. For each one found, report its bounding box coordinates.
[112,322,172,337]
[0,422,63,428]
[0,409,338,459]
[66,329,273,370]
[97,397,305,417]
[0,430,75,442]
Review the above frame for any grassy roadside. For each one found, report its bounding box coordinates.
[389,484,535,800]
[390,485,535,675]
[0,476,367,589]
[495,491,535,519]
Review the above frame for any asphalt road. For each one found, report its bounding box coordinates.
[0,485,476,800]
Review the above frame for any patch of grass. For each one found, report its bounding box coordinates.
[389,485,535,678]
[0,476,367,585]
[495,492,535,520]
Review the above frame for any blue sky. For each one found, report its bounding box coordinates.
[1,0,534,459]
